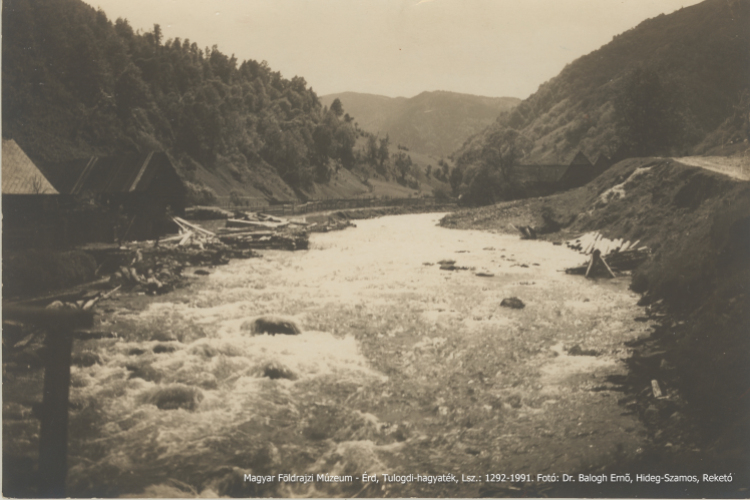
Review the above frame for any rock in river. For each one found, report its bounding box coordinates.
[500,297,525,309]
[244,316,302,336]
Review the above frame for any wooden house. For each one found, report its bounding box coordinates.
[39,152,186,242]
[2,139,59,195]
[2,139,63,248]
[510,150,596,197]
[593,154,612,171]
[558,151,597,189]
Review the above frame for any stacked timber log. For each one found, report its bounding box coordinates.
[113,217,261,293]
[217,212,309,251]
[108,247,186,294]
[565,231,650,278]
[164,216,222,247]
[307,211,357,233]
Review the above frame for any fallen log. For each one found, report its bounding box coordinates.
[226,218,289,230]
[178,231,194,246]
[217,229,275,237]
[173,217,216,237]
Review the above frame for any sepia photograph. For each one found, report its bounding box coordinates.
[2,0,749,497]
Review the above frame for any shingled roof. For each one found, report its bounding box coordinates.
[2,139,58,194]
[567,150,592,166]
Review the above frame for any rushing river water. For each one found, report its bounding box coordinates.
[62,213,651,497]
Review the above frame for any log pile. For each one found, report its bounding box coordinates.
[308,217,356,233]
[565,231,650,278]
[218,230,309,251]
[108,249,184,294]
[216,212,310,251]
[566,231,646,257]
[161,217,221,247]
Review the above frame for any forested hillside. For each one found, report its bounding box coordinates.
[453,0,750,176]
[2,0,409,204]
[321,91,520,157]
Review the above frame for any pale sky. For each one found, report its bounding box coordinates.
[87,0,704,99]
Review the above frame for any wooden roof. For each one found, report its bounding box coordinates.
[567,150,592,166]
[39,152,182,195]
[2,139,59,194]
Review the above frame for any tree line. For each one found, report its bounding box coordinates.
[2,0,358,200]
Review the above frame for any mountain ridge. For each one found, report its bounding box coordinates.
[320,91,520,157]
[453,0,750,173]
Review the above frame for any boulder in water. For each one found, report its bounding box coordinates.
[244,315,302,336]
[262,361,297,380]
[145,384,203,411]
[500,297,525,309]
[568,344,599,356]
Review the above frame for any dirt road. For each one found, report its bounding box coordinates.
[673,156,750,181]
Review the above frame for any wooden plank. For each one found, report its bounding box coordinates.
[651,379,663,398]
[584,254,595,278]
[225,219,288,230]
[599,254,617,278]
[178,231,193,246]
[172,217,216,237]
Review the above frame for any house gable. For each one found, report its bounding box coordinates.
[2,139,58,194]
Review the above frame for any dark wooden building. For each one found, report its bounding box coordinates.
[39,152,186,242]
[510,150,597,197]
[2,139,64,248]
[593,153,613,171]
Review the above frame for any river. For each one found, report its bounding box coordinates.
[64,212,651,497]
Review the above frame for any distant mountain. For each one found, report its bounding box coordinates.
[454,0,750,170]
[320,91,520,157]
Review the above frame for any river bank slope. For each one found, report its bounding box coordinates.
[441,157,750,494]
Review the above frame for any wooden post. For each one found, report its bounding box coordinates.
[38,328,73,498]
[599,253,617,278]
[584,252,596,278]
[3,305,93,498]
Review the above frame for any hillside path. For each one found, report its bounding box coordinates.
[673,156,750,181]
